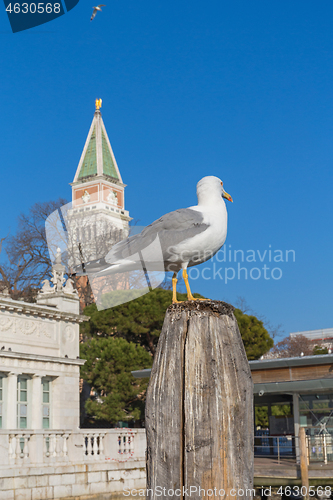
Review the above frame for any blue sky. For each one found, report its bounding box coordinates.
[1,1,333,339]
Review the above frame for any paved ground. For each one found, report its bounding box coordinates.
[254,456,333,486]
[255,456,333,470]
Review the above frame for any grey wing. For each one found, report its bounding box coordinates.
[105,208,208,263]
[90,9,97,19]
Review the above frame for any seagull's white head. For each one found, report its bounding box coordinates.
[196,176,233,205]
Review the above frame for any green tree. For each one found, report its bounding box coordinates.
[255,406,269,428]
[233,308,274,360]
[313,345,328,355]
[272,404,292,417]
[80,337,152,424]
[255,404,292,428]
[81,288,200,355]
[80,292,274,424]
[82,289,273,360]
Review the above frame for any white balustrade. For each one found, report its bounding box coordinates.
[117,430,136,458]
[83,431,105,461]
[15,434,21,459]
[43,431,70,462]
[0,428,145,466]
[8,432,31,463]
[63,433,69,457]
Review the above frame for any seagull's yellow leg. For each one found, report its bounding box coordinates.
[183,268,209,301]
[172,273,180,303]
[183,268,196,301]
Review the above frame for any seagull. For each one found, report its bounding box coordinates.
[90,4,105,21]
[74,176,232,303]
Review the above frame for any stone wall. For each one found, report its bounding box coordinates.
[0,429,147,500]
[0,460,146,500]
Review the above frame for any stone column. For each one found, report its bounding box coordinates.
[6,372,19,429]
[31,374,43,429]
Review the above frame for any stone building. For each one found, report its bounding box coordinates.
[0,104,146,500]
[290,328,333,351]
[0,256,145,500]
[0,253,85,433]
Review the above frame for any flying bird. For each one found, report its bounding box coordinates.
[90,4,105,21]
[74,176,233,303]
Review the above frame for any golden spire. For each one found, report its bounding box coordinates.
[95,98,102,111]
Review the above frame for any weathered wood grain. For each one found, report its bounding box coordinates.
[299,427,309,500]
[145,301,254,500]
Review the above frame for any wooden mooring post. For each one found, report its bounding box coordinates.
[145,301,254,500]
[299,427,309,500]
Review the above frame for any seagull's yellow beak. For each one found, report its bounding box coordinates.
[222,189,233,202]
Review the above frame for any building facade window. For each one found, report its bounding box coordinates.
[17,377,29,429]
[42,378,51,429]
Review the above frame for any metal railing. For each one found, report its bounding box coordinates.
[254,433,297,463]
[307,433,333,464]
[254,432,333,464]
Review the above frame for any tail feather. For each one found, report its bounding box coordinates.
[71,257,139,276]
[72,257,109,275]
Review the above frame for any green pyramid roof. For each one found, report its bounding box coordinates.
[102,129,118,179]
[74,110,121,183]
[78,126,97,179]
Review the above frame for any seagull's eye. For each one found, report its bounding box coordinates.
[221,181,223,186]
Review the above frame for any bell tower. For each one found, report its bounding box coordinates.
[68,100,131,267]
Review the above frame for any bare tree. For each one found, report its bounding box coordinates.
[0,200,172,310]
[0,199,136,309]
[0,199,67,301]
[235,296,284,341]
[270,334,314,358]
[235,296,252,314]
